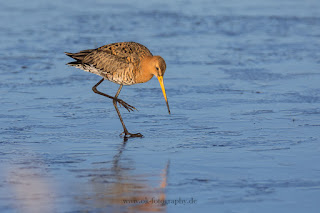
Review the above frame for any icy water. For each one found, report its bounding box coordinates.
[1,0,320,212]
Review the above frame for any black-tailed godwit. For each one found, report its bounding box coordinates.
[65,42,170,138]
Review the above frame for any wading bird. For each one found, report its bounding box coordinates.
[65,42,170,138]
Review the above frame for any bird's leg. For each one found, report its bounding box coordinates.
[92,78,136,112]
[113,85,143,138]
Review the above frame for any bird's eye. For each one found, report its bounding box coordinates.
[156,67,159,71]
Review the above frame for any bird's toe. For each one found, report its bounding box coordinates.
[120,132,143,138]
[117,99,137,112]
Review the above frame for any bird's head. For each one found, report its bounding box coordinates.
[151,56,167,77]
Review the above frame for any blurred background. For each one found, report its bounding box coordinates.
[1,0,320,212]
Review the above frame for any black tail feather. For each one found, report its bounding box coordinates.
[66,61,81,66]
[64,49,95,61]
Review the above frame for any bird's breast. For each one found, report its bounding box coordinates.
[134,71,154,84]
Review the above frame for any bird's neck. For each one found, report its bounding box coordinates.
[135,56,154,83]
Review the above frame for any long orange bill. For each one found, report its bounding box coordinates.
[157,76,170,114]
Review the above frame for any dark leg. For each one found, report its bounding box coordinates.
[113,85,143,138]
[92,78,136,112]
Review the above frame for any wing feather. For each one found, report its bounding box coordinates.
[65,42,153,85]
[82,50,129,75]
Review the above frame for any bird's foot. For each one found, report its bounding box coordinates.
[116,98,137,112]
[120,131,143,138]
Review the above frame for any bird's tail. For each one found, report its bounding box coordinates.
[65,61,81,66]
[64,49,95,61]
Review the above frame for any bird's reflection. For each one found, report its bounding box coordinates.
[86,138,170,212]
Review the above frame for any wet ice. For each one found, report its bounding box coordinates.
[1,0,320,212]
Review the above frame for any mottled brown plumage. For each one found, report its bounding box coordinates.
[65,42,170,138]
[65,42,160,85]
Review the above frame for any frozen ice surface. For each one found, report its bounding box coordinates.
[1,0,320,212]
